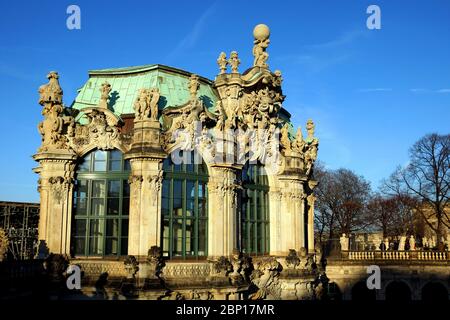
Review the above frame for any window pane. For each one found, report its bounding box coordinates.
[92,180,105,197]
[162,219,170,257]
[162,180,170,217]
[89,219,104,255]
[94,160,106,172]
[122,198,130,216]
[123,180,130,197]
[173,219,183,256]
[75,180,88,198]
[173,180,182,216]
[198,219,207,256]
[107,198,119,215]
[186,181,195,217]
[185,219,194,255]
[74,219,87,236]
[105,238,118,255]
[124,159,131,171]
[94,150,107,161]
[108,180,120,197]
[75,197,87,215]
[91,198,105,216]
[74,238,86,255]
[106,219,119,237]
[120,238,128,255]
[121,219,129,237]
[78,154,91,172]
[109,160,121,171]
[109,150,121,161]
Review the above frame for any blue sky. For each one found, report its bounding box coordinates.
[0,0,449,202]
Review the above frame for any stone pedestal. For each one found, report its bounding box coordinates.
[33,150,77,255]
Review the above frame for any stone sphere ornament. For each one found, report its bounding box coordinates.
[253,24,270,41]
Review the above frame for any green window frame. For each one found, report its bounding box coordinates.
[72,149,130,257]
[161,152,208,259]
[241,162,270,255]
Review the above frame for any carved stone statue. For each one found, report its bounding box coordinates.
[38,71,63,106]
[304,119,319,176]
[124,255,140,279]
[398,236,407,251]
[250,257,282,300]
[280,123,291,151]
[340,233,349,251]
[228,51,240,73]
[252,24,270,68]
[217,52,228,74]
[188,74,200,100]
[0,228,8,262]
[37,71,72,152]
[285,249,300,269]
[134,89,150,120]
[409,235,416,251]
[98,81,112,108]
[292,127,305,152]
[149,88,160,121]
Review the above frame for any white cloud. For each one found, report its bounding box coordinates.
[358,88,392,92]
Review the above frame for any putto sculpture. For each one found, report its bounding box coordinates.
[217,52,228,74]
[98,81,112,108]
[228,51,240,73]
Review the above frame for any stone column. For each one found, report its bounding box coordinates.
[125,119,166,258]
[208,165,239,258]
[33,151,77,255]
[268,188,282,255]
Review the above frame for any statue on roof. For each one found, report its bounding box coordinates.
[98,81,112,108]
[252,24,270,68]
[188,74,200,101]
[217,52,228,75]
[228,51,240,73]
[304,119,319,176]
[134,89,150,121]
[38,71,63,107]
[149,88,160,121]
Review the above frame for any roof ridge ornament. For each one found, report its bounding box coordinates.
[252,24,270,68]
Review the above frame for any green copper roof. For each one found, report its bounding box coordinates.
[71,64,219,118]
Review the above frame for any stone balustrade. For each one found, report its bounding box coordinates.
[343,250,449,261]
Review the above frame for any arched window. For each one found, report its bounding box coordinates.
[161,151,208,259]
[72,149,130,256]
[241,162,269,255]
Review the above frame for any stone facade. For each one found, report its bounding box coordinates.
[32,24,321,299]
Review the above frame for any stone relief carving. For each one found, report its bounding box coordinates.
[285,249,301,269]
[48,176,66,204]
[148,246,165,279]
[211,256,233,276]
[148,171,164,205]
[250,257,282,300]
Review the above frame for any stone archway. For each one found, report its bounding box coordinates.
[351,281,376,301]
[421,282,448,301]
[385,281,411,301]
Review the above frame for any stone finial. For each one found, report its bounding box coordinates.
[340,233,349,251]
[98,81,112,108]
[252,24,270,68]
[38,71,63,106]
[188,74,200,100]
[217,52,228,74]
[228,51,240,73]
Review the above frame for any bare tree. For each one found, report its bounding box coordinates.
[314,165,373,243]
[367,194,416,238]
[383,133,450,248]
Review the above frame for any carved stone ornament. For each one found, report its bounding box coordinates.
[69,107,123,152]
[250,257,282,300]
[252,24,270,68]
[37,71,74,152]
[98,81,112,108]
[188,74,200,101]
[217,52,228,74]
[285,249,301,269]
[228,51,240,73]
[124,255,140,279]
[148,171,164,205]
[134,88,160,121]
